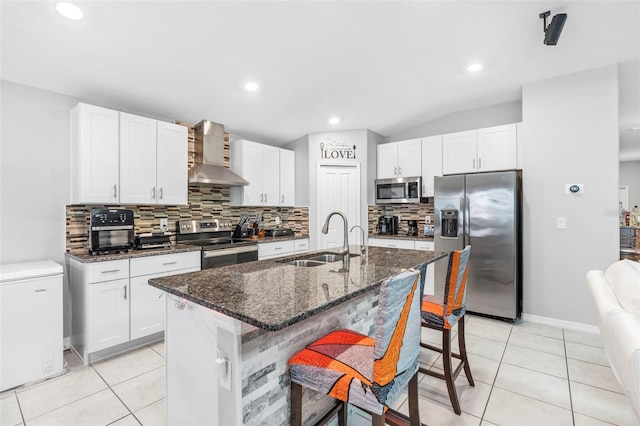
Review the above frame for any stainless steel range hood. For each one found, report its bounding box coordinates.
[189,120,249,186]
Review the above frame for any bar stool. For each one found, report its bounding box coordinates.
[419,245,473,415]
[288,268,423,425]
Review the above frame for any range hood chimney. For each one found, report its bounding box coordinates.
[189,120,249,186]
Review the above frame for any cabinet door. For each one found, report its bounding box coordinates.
[87,278,129,353]
[130,272,166,340]
[421,136,443,197]
[262,145,280,205]
[279,149,295,206]
[73,104,120,203]
[476,124,517,172]
[242,141,265,205]
[157,121,188,205]
[397,139,422,177]
[442,130,477,175]
[120,113,158,204]
[377,143,399,179]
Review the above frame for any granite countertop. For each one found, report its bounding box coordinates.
[369,233,435,242]
[65,245,202,263]
[149,247,446,331]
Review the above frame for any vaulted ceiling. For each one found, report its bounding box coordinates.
[1,1,638,157]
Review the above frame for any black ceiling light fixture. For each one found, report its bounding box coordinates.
[539,10,568,46]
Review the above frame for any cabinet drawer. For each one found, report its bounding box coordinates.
[87,260,130,284]
[294,239,309,253]
[259,240,294,259]
[368,238,414,249]
[130,252,200,277]
[414,241,434,251]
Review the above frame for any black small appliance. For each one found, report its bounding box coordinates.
[407,220,418,236]
[89,209,135,255]
[377,215,398,235]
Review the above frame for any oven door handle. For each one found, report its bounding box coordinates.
[203,245,258,258]
[91,225,134,231]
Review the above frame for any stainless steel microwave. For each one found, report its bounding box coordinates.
[375,176,421,204]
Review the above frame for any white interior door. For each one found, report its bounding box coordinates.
[317,164,360,250]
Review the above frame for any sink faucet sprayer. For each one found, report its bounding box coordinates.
[350,225,367,257]
[321,211,349,263]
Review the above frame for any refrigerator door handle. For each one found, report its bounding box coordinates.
[464,194,471,246]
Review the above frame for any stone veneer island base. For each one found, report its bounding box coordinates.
[150,247,446,425]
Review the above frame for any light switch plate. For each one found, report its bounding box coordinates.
[557,217,567,229]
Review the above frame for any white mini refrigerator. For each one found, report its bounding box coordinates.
[0,260,64,391]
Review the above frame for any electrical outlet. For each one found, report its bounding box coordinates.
[160,218,168,232]
[275,217,281,226]
[42,353,53,373]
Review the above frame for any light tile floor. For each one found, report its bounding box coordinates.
[1,315,636,425]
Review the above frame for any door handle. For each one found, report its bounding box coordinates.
[159,187,164,200]
[123,285,127,300]
[281,194,284,203]
[394,166,397,176]
[478,158,482,170]
[265,193,267,203]
[473,158,476,170]
[113,184,118,199]
[398,166,402,176]
[260,193,263,202]
[152,187,156,200]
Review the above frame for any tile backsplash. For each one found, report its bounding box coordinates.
[368,203,434,235]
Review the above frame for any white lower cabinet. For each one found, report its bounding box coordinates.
[69,251,200,364]
[294,238,309,253]
[258,238,309,260]
[368,238,436,295]
[87,278,130,353]
[368,238,415,249]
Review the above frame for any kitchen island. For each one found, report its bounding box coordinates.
[149,247,446,425]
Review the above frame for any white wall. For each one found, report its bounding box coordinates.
[1,80,79,336]
[386,101,522,143]
[620,160,640,209]
[522,65,620,326]
[283,135,310,207]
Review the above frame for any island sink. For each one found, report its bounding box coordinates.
[277,251,360,267]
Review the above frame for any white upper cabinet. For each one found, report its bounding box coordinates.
[71,103,188,205]
[442,124,517,175]
[71,103,120,204]
[230,139,282,206]
[279,148,295,206]
[421,135,443,197]
[156,121,188,205]
[120,114,188,205]
[376,139,422,179]
[120,113,158,204]
[442,130,477,175]
[476,124,518,172]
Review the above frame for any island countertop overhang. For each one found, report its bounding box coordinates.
[149,247,447,331]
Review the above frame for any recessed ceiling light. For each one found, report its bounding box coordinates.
[244,82,259,92]
[56,2,84,20]
[466,63,483,73]
[329,117,340,125]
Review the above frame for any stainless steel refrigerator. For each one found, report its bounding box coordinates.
[434,170,522,321]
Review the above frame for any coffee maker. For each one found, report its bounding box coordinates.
[406,220,418,236]
[377,216,398,235]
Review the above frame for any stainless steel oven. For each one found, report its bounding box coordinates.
[375,176,421,204]
[176,219,258,269]
[89,209,135,255]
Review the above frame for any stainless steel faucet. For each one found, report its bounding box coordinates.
[350,225,367,257]
[321,211,349,257]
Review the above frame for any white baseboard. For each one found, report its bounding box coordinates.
[521,313,600,335]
